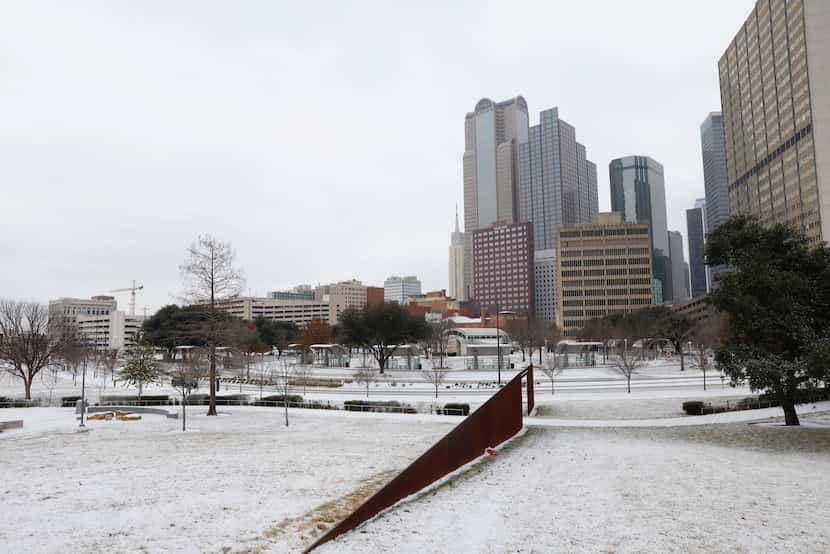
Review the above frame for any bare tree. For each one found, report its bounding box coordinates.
[97,349,120,388]
[180,234,245,416]
[505,318,531,362]
[171,354,208,432]
[352,366,378,399]
[0,300,66,400]
[540,354,563,395]
[420,364,450,399]
[275,360,298,426]
[428,320,450,369]
[690,315,724,391]
[613,340,641,393]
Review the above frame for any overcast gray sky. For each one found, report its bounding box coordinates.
[1,0,755,314]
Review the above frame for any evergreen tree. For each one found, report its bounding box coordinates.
[120,334,161,400]
[706,216,830,425]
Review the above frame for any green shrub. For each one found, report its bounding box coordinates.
[61,395,82,407]
[0,397,39,408]
[254,394,303,407]
[682,401,704,415]
[344,400,405,413]
[214,394,249,406]
[442,403,470,416]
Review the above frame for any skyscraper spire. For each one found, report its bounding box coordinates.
[454,204,460,233]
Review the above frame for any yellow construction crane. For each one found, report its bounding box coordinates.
[110,280,144,316]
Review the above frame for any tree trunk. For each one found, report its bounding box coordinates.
[678,342,685,371]
[24,377,32,400]
[781,399,800,426]
[627,375,631,394]
[208,343,217,416]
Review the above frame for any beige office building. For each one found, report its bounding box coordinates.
[206,297,331,327]
[315,279,367,324]
[719,0,830,240]
[76,311,145,351]
[556,213,654,337]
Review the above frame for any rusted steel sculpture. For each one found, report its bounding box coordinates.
[305,365,534,552]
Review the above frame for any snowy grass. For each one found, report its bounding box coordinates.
[323,423,830,553]
[0,407,452,553]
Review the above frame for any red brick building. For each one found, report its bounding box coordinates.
[472,222,534,317]
[365,286,384,306]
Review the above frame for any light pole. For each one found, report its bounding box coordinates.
[79,348,87,428]
[495,302,501,385]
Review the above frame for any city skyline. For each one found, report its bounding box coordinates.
[0,1,758,313]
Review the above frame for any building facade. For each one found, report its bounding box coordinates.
[76,311,145,351]
[701,112,730,232]
[462,96,530,299]
[533,249,557,322]
[668,230,689,305]
[556,213,654,337]
[472,222,534,316]
[686,199,708,297]
[269,285,315,301]
[315,280,367,324]
[719,0,830,241]
[383,276,422,304]
[208,297,331,327]
[518,107,599,251]
[48,296,118,332]
[365,286,384,306]
[448,208,466,301]
[609,155,671,303]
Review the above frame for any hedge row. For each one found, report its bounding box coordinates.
[343,400,417,414]
[683,388,830,416]
[436,403,470,416]
[0,397,40,408]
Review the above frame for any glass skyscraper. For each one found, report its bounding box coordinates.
[609,155,672,303]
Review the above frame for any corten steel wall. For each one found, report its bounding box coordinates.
[305,366,534,553]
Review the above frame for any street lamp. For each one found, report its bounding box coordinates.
[495,301,501,385]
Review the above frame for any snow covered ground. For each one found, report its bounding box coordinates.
[322,419,830,553]
[0,407,452,553]
[4,359,827,553]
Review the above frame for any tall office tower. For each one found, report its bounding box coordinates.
[448,207,466,301]
[668,230,690,304]
[533,249,557,322]
[462,97,530,299]
[472,222,534,317]
[609,155,671,302]
[518,107,599,251]
[384,276,422,304]
[701,113,730,232]
[719,0,830,241]
[686,198,708,298]
[556,213,654,337]
[683,262,691,299]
